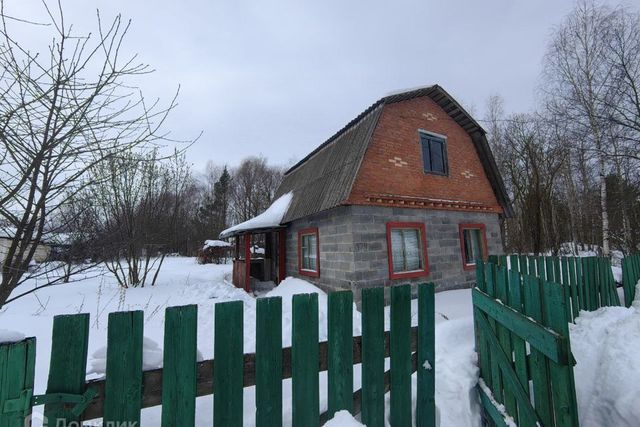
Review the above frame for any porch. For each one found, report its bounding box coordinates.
[229,228,287,293]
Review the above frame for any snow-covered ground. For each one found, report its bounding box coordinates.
[0,257,637,426]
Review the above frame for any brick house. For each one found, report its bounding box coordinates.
[220,85,512,298]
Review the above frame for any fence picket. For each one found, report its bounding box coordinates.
[361,287,385,427]
[567,258,579,320]
[328,291,354,418]
[390,284,412,427]
[43,314,90,424]
[496,266,517,421]
[507,271,529,420]
[0,337,36,427]
[161,305,197,427]
[104,311,143,425]
[417,283,435,427]
[292,293,319,427]
[522,276,552,427]
[256,297,283,427]
[543,281,579,427]
[485,263,502,402]
[214,301,244,427]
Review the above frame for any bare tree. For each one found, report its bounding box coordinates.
[543,1,622,257]
[230,156,284,224]
[0,2,183,307]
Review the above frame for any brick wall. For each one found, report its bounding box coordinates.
[285,205,502,302]
[348,95,503,214]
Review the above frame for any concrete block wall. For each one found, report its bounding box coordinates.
[284,205,502,301]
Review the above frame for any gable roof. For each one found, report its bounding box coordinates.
[274,84,513,222]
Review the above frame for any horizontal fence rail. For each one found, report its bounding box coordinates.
[474,260,579,427]
[0,283,436,427]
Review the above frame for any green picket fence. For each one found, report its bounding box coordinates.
[622,254,640,307]
[0,284,435,427]
[474,261,579,427]
[489,254,620,323]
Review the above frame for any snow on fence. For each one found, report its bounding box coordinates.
[473,259,579,427]
[0,284,436,427]
[622,254,640,307]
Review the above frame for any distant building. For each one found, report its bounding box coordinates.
[221,85,512,299]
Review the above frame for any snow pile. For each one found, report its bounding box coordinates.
[264,277,362,345]
[88,337,164,375]
[325,410,364,426]
[219,192,292,238]
[435,317,482,427]
[0,329,25,343]
[202,239,231,250]
[571,291,640,427]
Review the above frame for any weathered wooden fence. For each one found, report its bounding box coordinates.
[0,283,435,427]
[474,260,579,427]
[622,254,640,307]
[489,255,620,323]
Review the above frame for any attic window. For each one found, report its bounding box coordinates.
[419,131,448,175]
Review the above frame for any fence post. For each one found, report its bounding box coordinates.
[0,337,36,427]
[361,287,385,427]
[44,314,90,424]
[214,301,244,427]
[292,293,319,427]
[390,284,411,427]
[328,291,353,418]
[162,305,198,427]
[416,283,435,427]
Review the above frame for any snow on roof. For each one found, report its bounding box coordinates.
[203,239,232,250]
[219,193,293,239]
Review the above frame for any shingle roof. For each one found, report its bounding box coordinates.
[274,84,512,223]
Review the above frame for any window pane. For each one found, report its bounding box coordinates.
[391,229,405,272]
[430,140,445,174]
[308,235,317,270]
[301,234,317,271]
[390,228,423,273]
[463,229,482,264]
[403,229,421,271]
[421,138,432,172]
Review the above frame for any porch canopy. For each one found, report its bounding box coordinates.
[219,193,292,292]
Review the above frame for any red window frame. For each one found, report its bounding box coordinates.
[298,227,320,277]
[386,222,430,280]
[459,223,488,271]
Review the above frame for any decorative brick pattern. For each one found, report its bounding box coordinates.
[388,157,408,167]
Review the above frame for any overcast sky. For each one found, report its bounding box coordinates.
[12,0,637,171]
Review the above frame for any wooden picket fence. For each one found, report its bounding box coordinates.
[489,255,620,323]
[473,260,579,427]
[0,284,435,427]
[622,254,640,307]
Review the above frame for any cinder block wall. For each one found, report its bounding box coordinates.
[284,205,502,302]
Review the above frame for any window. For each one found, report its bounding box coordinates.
[459,223,488,270]
[298,228,319,277]
[386,222,429,279]
[420,132,448,175]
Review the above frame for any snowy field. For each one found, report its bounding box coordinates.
[0,257,638,426]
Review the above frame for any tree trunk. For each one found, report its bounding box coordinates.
[598,153,610,257]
